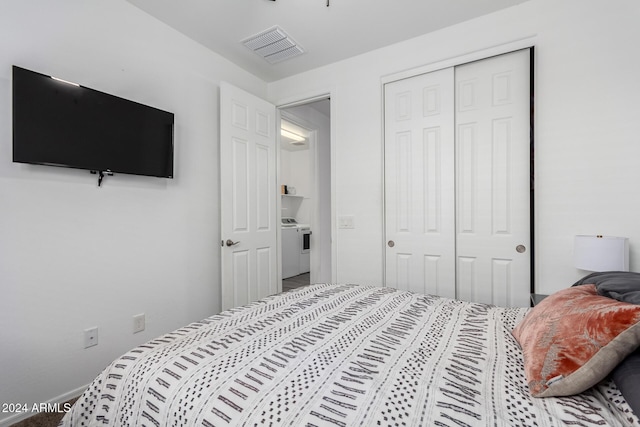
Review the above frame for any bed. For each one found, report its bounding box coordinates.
[60,281,640,426]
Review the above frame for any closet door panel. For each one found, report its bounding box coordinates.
[384,68,456,298]
[455,49,531,307]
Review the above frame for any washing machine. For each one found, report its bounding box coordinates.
[281,218,299,279]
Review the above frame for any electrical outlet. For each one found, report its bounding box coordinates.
[84,327,98,348]
[133,313,145,334]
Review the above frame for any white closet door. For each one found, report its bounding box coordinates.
[384,68,456,298]
[384,49,531,307]
[455,49,531,307]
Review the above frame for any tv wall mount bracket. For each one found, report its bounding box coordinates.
[91,170,114,187]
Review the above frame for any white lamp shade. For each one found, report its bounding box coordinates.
[574,235,629,272]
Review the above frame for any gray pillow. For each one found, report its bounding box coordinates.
[612,349,640,418]
[572,271,640,304]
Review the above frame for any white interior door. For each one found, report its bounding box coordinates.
[220,82,278,311]
[384,68,456,298]
[455,50,531,307]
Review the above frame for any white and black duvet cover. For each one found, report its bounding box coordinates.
[61,284,638,426]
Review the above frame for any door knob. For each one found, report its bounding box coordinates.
[516,244,526,253]
[225,239,240,247]
[388,240,395,247]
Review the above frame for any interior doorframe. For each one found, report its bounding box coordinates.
[381,37,537,294]
[276,92,336,284]
[280,110,318,282]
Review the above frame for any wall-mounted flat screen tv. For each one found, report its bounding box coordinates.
[12,66,174,180]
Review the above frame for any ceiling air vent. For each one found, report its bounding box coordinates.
[242,26,304,64]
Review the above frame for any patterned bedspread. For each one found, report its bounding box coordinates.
[60,284,639,426]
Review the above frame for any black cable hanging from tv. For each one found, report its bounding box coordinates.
[91,170,113,187]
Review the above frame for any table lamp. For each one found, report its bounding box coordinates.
[574,235,629,272]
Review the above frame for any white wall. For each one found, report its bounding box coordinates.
[268,0,640,294]
[280,149,309,223]
[0,1,266,424]
[281,148,311,220]
[290,150,312,213]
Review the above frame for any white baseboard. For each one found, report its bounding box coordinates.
[0,384,88,427]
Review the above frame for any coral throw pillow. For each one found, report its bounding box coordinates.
[512,284,640,397]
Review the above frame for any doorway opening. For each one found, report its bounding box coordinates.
[279,98,331,291]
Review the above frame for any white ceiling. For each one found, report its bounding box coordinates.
[126,0,529,82]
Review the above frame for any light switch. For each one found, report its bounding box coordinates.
[338,215,355,229]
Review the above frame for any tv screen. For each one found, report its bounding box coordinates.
[12,66,174,179]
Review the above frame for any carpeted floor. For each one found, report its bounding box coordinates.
[9,398,77,427]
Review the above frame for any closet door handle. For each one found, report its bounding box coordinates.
[225,239,240,247]
[516,244,526,253]
[388,240,395,248]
